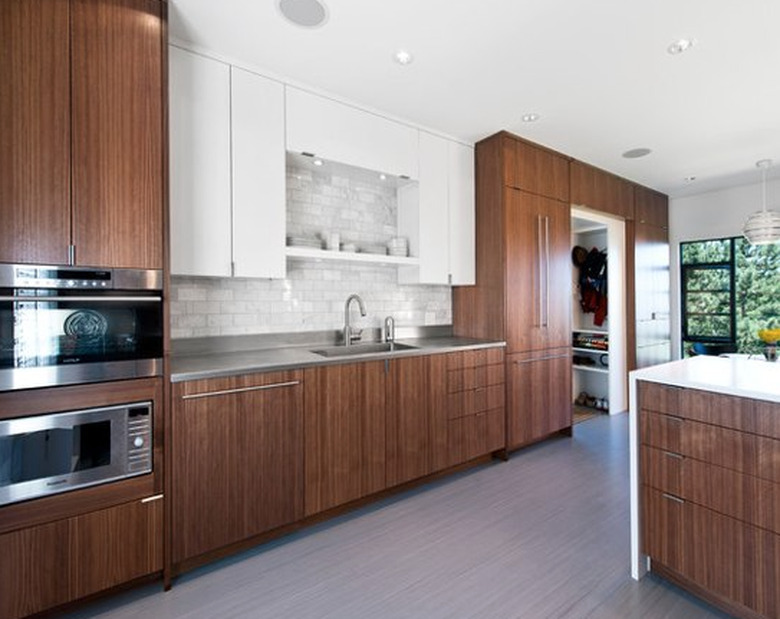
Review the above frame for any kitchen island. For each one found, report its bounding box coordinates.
[629,355,780,618]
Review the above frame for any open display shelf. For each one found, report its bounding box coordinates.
[286,246,419,266]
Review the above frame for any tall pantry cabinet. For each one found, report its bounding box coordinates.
[453,132,572,450]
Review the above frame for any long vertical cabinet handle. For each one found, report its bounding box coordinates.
[537,215,544,327]
[544,215,550,328]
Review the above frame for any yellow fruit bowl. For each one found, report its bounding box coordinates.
[758,329,780,344]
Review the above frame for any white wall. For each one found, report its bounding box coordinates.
[669,178,780,357]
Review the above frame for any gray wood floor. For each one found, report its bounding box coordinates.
[64,414,731,619]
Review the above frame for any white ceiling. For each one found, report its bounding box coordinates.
[169,0,780,198]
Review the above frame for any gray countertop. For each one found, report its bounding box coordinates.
[170,335,505,382]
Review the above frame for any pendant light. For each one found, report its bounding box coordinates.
[743,159,780,245]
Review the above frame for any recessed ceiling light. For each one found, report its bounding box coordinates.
[622,147,652,159]
[379,173,387,180]
[278,0,329,28]
[521,113,540,123]
[667,38,696,55]
[313,159,323,166]
[394,50,414,65]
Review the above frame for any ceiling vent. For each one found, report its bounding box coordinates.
[278,0,329,28]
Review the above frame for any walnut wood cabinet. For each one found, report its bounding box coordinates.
[453,132,571,449]
[630,186,671,370]
[0,0,165,269]
[386,355,450,486]
[170,370,304,566]
[0,497,163,619]
[304,361,387,515]
[639,381,780,618]
[570,159,635,219]
[446,348,506,465]
[507,348,571,449]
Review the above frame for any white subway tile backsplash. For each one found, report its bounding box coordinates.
[170,163,451,339]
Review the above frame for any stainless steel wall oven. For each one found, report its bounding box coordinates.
[0,264,163,390]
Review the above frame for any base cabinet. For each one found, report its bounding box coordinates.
[171,371,304,565]
[639,381,780,619]
[304,362,387,516]
[0,498,162,619]
[507,348,571,449]
[386,355,449,486]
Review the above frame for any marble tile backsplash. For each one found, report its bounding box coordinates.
[170,164,451,339]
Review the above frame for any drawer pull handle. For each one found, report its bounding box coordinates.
[662,493,684,505]
[663,451,683,460]
[141,494,164,504]
[182,380,301,400]
[513,354,568,364]
[665,415,685,423]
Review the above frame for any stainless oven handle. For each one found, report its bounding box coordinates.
[0,296,162,302]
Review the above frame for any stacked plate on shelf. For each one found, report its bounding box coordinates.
[287,236,323,249]
[387,237,409,257]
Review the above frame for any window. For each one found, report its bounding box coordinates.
[680,238,780,355]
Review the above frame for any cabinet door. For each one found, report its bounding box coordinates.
[69,497,163,599]
[634,222,671,368]
[231,67,286,279]
[71,0,163,269]
[286,86,418,179]
[504,137,569,202]
[505,188,571,352]
[398,132,449,285]
[169,46,232,277]
[0,0,71,266]
[304,362,386,515]
[449,141,476,285]
[570,160,634,219]
[172,372,304,563]
[0,520,70,619]
[386,355,448,486]
[507,349,571,449]
[635,185,668,228]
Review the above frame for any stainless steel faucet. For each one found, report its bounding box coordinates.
[343,293,367,346]
[384,315,395,344]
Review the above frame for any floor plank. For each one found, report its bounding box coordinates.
[62,414,729,618]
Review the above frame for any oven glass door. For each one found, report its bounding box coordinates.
[0,290,162,370]
[0,406,128,506]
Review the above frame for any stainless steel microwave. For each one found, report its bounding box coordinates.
[0,401,153,506]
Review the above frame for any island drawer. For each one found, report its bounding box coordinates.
[638,382,681,415]
[643,446,780,533]
[640,410,683,453]
[680,389,780,440]
[641,445,683,497]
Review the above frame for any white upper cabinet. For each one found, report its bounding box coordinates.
[398,132,449,284]
[399,133,475,285]
[448,141,476,285]
[231,67,286,279]
[170,46,232,277]
[285,87,419,179]
[169,47,286,279]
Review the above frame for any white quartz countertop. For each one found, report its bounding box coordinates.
[630,355,780,403]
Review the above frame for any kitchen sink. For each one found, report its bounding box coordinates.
[312,342,418,357]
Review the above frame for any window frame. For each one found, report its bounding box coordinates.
[680,238,736,345]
